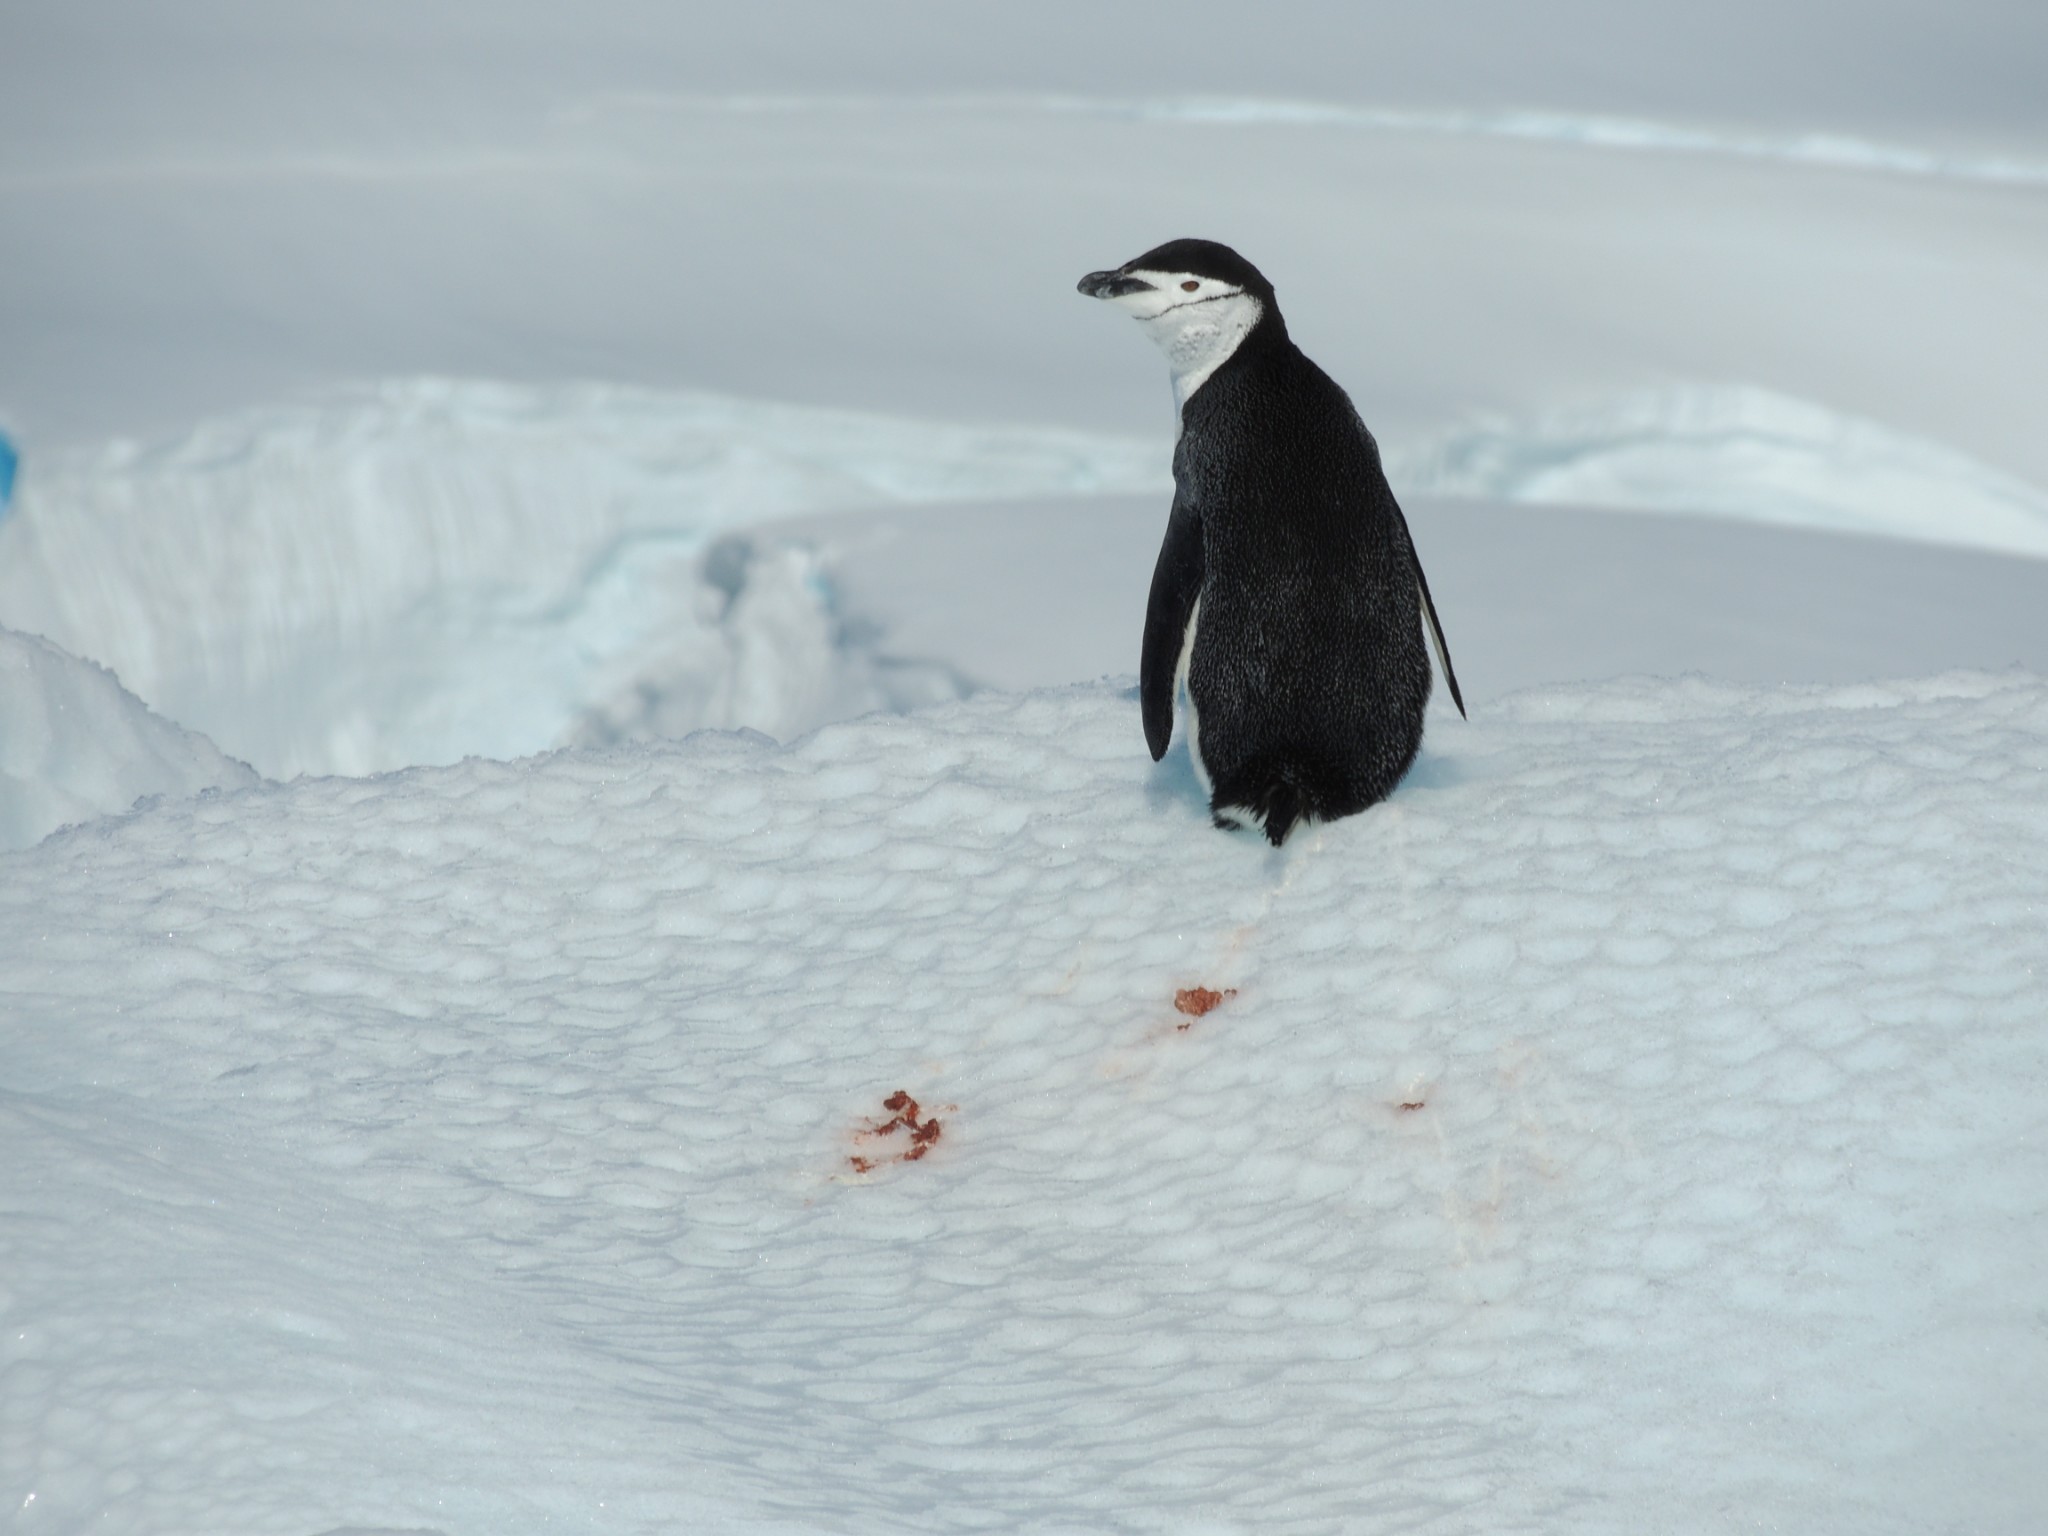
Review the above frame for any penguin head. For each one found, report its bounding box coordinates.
[1077,239,1282,405]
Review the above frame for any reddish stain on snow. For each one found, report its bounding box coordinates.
[849,1089,945,1173]
[1173,986,1237,1028]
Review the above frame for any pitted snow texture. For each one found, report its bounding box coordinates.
[3,675,2046,1534]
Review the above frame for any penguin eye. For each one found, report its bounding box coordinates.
[1180,280,1200,292]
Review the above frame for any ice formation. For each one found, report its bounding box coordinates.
[0,625,256,850]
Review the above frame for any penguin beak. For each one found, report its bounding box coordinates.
[1078,268,1155,300]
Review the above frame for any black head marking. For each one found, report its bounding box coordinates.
[1120,239,1276,299]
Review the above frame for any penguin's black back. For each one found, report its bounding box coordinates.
[1172,333,1433,840]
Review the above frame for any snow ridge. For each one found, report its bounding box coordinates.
[1390,385,2048,558]
[0,626,257,851]
[0,380,1163,778]
[604,92,2048,190]
[8,378,2042,792]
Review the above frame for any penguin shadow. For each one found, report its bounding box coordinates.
[1142,739,1211,821]
[1398,745,1471,796]
[1142,742,1296,869]
[1131,681,1284,842]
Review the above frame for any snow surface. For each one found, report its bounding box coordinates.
[7,4,2048,1530]
[4,674,2045,1533]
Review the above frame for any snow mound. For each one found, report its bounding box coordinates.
[1391,385,2048,558]
[4,673,2044,1533]
[0,624,257,851]
[0,380,1164,778]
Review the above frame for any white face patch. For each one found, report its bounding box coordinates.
[1100,271,1263,412]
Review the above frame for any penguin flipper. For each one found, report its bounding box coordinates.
[1414,554,1465,720]
[1140,500,1205,760]
[1387,495,1466,721]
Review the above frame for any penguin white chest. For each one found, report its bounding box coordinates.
[1174,594,1211,795]
[1140,292,1263,412]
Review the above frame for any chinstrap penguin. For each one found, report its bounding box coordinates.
[1077,238,1464,845]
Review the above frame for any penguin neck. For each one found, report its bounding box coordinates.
[1141,293,1279,415]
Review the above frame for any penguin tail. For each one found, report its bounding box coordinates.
[1211,759,1312,847]
[1256,780,1305,847]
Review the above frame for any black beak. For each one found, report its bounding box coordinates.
[1077,268,1155,300]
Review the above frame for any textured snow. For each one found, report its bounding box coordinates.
[0,625,256,851]
[4,675,2045,1533]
